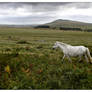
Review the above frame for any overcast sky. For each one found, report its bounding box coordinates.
[0,2,92,25]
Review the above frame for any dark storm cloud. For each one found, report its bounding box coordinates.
[0,2,92,11]
[0,2,71,12]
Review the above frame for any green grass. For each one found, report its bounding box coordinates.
[0,27,92,89]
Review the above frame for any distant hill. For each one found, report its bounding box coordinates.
[35,19,92,32]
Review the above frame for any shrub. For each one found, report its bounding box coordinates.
[17,40,29,44]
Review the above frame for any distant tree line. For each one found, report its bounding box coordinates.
[35,25,92,32]
[59,27,82,31]
[35,25,50,28]
[84,29,92,32]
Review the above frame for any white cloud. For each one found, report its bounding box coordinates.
[0,7,33,17]
[54,7,92,23]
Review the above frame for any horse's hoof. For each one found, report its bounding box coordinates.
[89,62,92,64]
[78,60,82,63]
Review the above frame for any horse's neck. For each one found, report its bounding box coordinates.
[58,44,67,51]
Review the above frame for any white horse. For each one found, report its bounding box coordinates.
[52,41,92,63]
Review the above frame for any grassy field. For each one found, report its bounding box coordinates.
[0,27,92,89]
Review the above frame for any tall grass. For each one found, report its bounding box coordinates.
[0,28,92,89]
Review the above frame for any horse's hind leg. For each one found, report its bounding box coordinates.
[66,55,72,63]
[85,54,89,63]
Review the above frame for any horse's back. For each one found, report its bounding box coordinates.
[74,46,87,52]
[66,45,87,56]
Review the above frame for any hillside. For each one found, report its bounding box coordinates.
[35,19,92,32]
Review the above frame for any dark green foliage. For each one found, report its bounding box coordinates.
[60,27,82,31]
[17,40,29,44]
[35,25,50,29]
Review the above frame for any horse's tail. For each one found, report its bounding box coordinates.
[86,48,92,63]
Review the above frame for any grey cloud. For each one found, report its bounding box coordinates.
[0,2,92,24]
[0,2,92,9]
[0,2,70,12]
[0,2,92,15]
[66,2,92,9]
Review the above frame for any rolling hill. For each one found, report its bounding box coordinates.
[35,19,92,32]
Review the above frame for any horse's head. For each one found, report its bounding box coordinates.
[52,41,59,50]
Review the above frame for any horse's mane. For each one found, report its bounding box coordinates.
[56,41,71,46]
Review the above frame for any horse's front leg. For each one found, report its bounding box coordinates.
[78,55,82,62]
[62,54,66,61]
[66,55,72,63]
